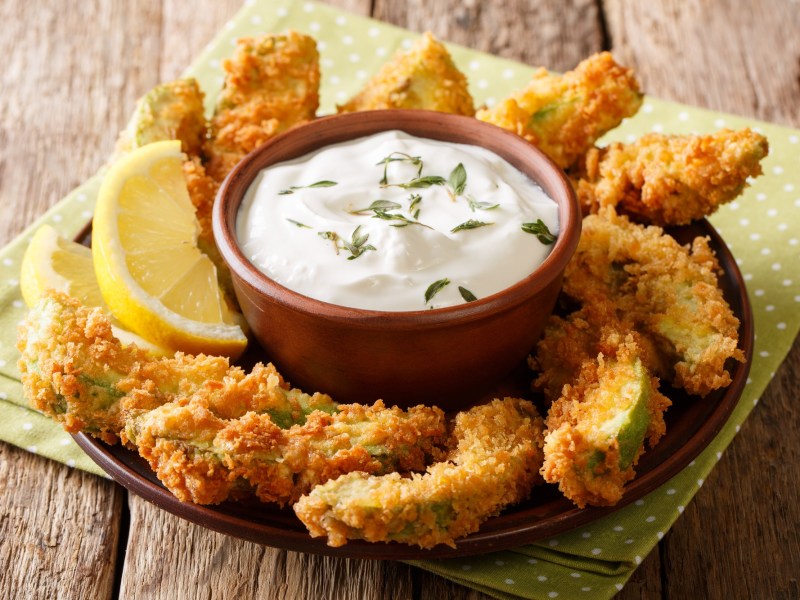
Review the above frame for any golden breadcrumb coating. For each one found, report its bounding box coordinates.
[114,78,207,160]
[205,31,320,180]
[129,398,446,505]
[476,52,642,169]
[18,293,446,506]
[337,32,475,116]
[572,129,769,225]
[541,337,670,508]
[563,208,744,396]
[17,293,334,441]
[531,303,670,404]
[294,398,544,548]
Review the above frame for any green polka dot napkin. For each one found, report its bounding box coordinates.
[1,1,798,598]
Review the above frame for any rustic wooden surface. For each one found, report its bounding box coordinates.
[1,1,798,598]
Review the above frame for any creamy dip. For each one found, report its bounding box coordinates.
[236,130,559,311]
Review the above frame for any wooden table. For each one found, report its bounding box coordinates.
[1,1,798,598]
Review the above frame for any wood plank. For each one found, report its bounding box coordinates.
[0,1,163,599]
[603,0,800,126]
[605,1,800,597]
[373,0,605,71]
[0,444,123,599]
[659,343,800,599]
[120,495,415,600]
[0,0,166,241]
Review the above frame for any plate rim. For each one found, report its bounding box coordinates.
[71,217,753,559]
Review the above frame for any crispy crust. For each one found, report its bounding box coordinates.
[337,32,475,116]
[294,398,544,548]
[571,129,769,225]
[205,31,321,180]
[476,52,642,169]
[541,337,670,508]
[561,208,744,396]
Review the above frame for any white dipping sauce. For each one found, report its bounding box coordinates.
[237,130,559,311]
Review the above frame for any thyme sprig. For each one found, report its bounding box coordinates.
[408,193,422,219]
[350,200,402,215]
[521,219,557,245]
[382,175,447,190]
[341,225,376,260]
[318,226,376,259]
[467,196,500,212]
[376,152,423,185]
[450,219,493,233]
[372,209,432,229]
[279,180,338,195]
[286,218,311,228]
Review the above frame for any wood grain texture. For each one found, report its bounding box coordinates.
[1,1,799,599]
[0,444,123,600]
[373,0,605,71]
[606,1,800,597]
[0,2,155,599]
[604,0,800,126]
[0,0,166,242]
[120,494,416,600]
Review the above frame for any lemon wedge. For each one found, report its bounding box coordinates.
[91,140,247,358]
[21,224,104,309]
[20,224,168,354]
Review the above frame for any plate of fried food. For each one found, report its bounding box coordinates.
[16,30,764,558]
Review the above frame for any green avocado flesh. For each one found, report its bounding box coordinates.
[581,359,652,471]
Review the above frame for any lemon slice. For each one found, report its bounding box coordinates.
[92,140,247,358]
[20,224,168,354]
[21,224,104,309]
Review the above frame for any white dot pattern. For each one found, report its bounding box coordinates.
[0,11,795,600]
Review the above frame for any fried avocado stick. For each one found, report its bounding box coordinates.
[476,52,643,169]
[205,31,321,181]
[530,303,670,404]
[114,78,207,160]
[18,293,445,506]
[125,399,446,505]
[294,398,544,549]
[541,336,671,508]
[564,208,744,396]
[337,32,475,116]
[17,293,336,442]
[571,129,769,225]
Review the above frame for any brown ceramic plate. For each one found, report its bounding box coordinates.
[72,218,752,560]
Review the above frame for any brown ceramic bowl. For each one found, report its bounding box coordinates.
[213,110,581,409]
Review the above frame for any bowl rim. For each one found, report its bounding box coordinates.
[212,109,581,328]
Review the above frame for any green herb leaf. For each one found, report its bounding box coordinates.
[408,193,422,219]
[458,286,478,302]
[385,175,446,190]
[286,218,312,228]
[350,199,403,215]
[450,219,493,233]
[279,180,338,195]
[376,152,423,185]
[425,278,451,304]
[448,163,467,197]
[342,225,377,260]
[467,197,500,212]
[521,219,557,244]
[372,209,432,229]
